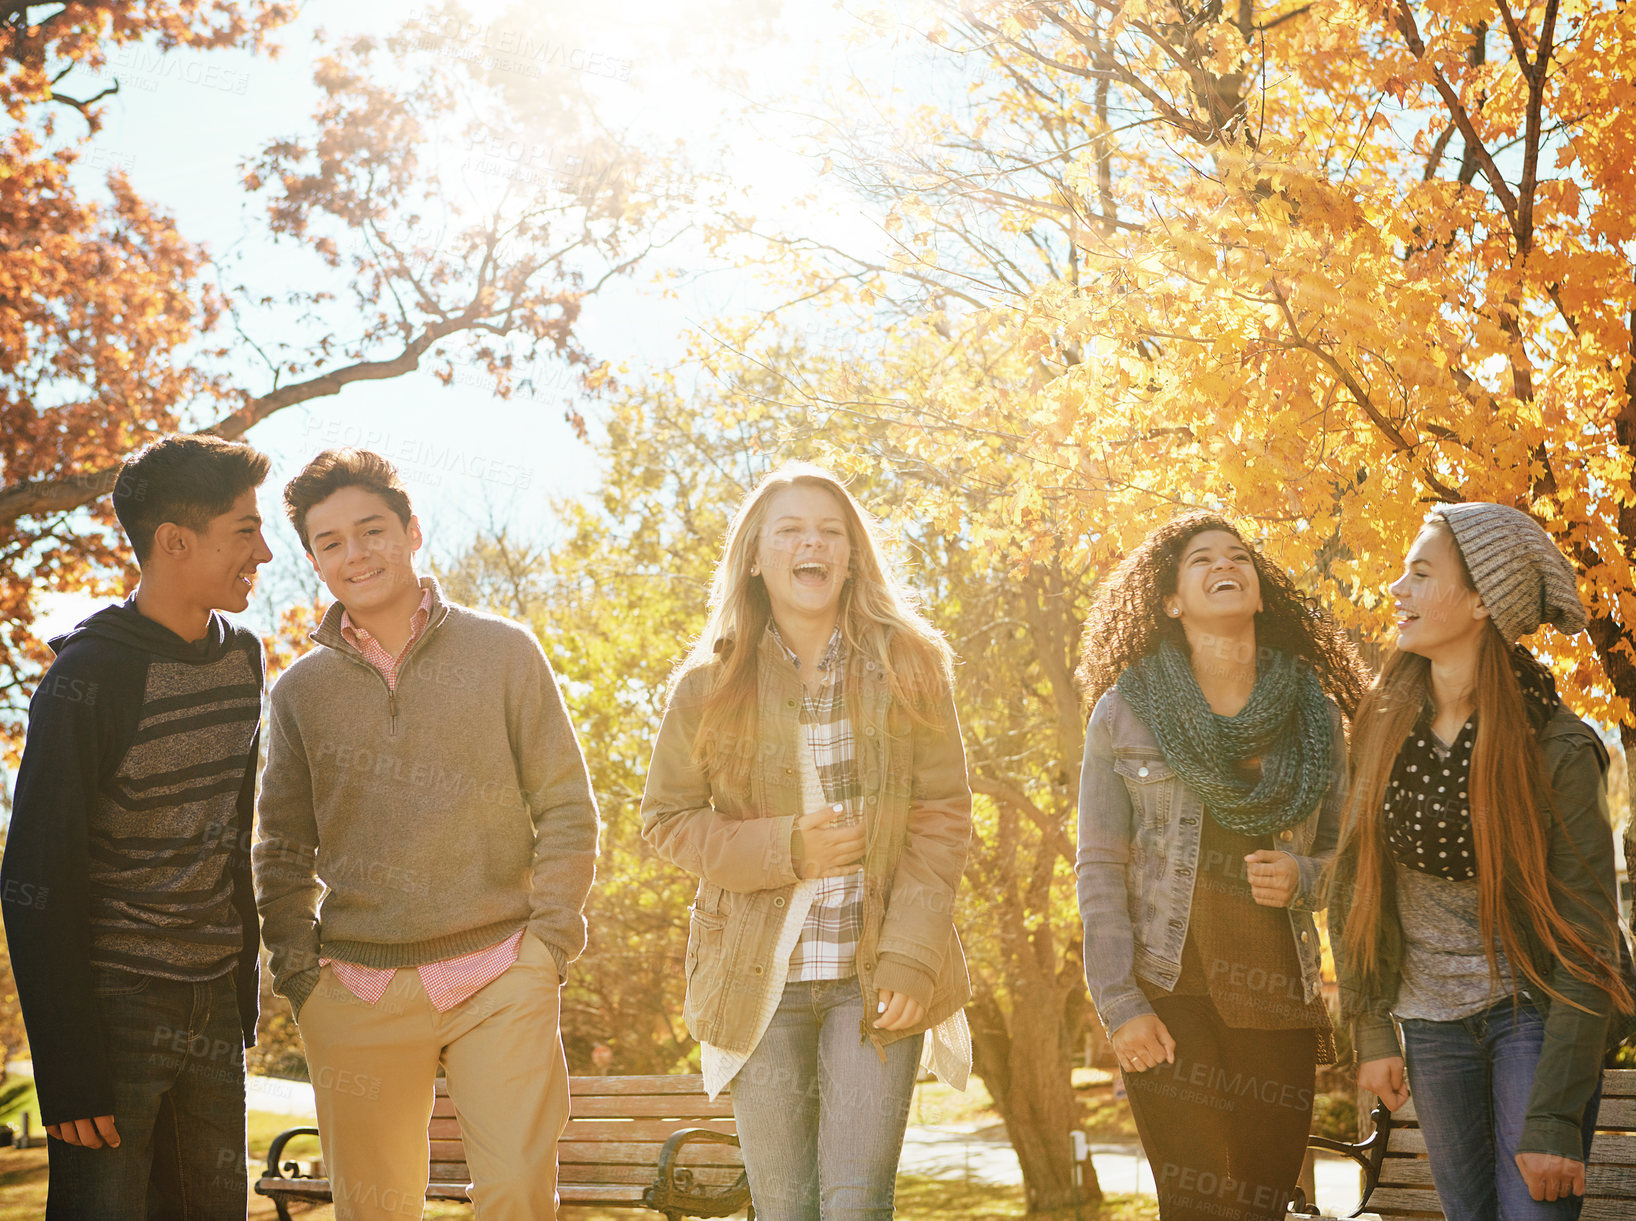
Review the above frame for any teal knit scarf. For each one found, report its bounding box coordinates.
[1117,640,1333,836]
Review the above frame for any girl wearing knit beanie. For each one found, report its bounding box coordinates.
[1334,504,1634,1220]
[1076,512,1368,1220]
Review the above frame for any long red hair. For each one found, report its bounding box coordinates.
[1339,527,1630,1015]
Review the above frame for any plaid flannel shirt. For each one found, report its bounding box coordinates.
[773,625,865,982]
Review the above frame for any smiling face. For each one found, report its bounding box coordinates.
[182,487,272,614]
[303,485,424,619]
[1388,524,1488,659]
[754,483,852,629]
[1164,528,1263,629]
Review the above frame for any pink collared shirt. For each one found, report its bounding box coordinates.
[322,585,522,1012]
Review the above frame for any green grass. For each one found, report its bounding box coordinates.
[893,1175,1158,1219]
[908,1077,1003,1126]
[249,1109,317,1161]
[0,1076,38,1129]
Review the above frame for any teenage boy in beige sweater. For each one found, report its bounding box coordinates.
[253,448,598,1220]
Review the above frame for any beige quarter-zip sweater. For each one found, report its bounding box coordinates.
[253,578,599,1017]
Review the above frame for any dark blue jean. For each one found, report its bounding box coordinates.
[46,965,248,1220]
[1401,997,1601,1221]
[729,979,924,1221]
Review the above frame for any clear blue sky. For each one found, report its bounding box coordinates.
[33,0,909,638]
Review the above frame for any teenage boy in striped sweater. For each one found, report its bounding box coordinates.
[253,448,598,1220]
[2,435,274,1219]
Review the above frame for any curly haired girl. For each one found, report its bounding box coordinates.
[1077,511,1366,1221]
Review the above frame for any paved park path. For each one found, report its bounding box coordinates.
[899,1118,1366,1214]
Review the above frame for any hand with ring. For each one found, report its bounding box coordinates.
[1110,1013,1175,1075]
[1515,1152,1586,1202]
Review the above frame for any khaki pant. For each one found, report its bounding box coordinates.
[298,932,570,1220]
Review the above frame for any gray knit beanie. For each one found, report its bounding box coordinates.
[1427,502,1587,642]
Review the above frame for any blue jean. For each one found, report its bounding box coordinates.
[1401,997,1601,1221]
[46,965,247,1220]
[730,979,924,1221]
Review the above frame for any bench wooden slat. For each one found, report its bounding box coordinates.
[556,1184,659,1203]
[424,1162,746,1189]
[1586,1099,1634,1127]
[559,1141,743,1166]
[255,1175,664,1206]
[562,1118,740,1142]
[252,1178,472,1201]
[426,1137,745,1170]
[1600,1070,1636,1098]
[432,1073,723,1097]
[1587,1132,1636,1164]
[254,1180,330,1199]
[1381,1069,1636,1135]
[567,1095,736,1118]
[1578,1203,1636,1220]
[1368,1187,1456,1215]
[1395,1087,1636,1126]
[434,1094,735,1120]
[1378,1158,1636,1196]
[1382,1129,1636,1170]
[564,1074,725,1096]
[560,1162,745,1187]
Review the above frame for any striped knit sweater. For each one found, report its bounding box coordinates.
[1,599,263,1126]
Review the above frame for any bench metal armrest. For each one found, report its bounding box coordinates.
[643,1127,749,1221]
[262,1126,323,1181]
[1291,1102,1394,1218]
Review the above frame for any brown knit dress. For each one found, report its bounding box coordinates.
[1142,811,1336,1063]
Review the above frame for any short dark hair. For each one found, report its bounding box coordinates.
[284,448,414,553]
[114,435,272,564]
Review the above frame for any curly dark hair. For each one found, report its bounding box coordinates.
[1075,511,1369,717]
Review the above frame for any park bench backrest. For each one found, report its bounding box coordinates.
[257,1072,746,1220]
[429,1074,745,1198]
[1367,1067,1636,1220]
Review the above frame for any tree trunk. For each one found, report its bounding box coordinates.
[970,979,1100,1215]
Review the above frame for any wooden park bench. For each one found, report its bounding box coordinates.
[256,1073,750,1221]
[1295,1067,1636,1219]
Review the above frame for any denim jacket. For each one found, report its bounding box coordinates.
[1076,687,1347,1038]
[641,630,973,1055]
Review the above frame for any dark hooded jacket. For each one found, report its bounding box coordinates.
[1,598,262,1127]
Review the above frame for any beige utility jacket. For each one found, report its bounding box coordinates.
[641,629,972,1055]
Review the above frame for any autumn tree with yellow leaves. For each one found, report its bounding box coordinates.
[832,0,1636,720]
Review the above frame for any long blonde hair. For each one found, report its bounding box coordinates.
[676,462,953,782]
[1338,520,1631,1015]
